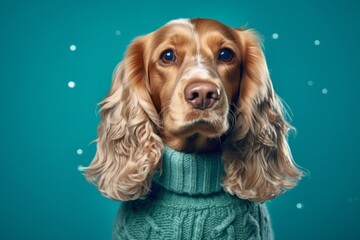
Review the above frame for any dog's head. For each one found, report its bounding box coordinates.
[84,18,302,202]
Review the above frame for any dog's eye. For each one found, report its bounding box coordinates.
[161,49,176,64]
[218,48,234,62]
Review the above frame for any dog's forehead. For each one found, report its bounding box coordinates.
[163,18,232,33]
[149,18,240,71]
[165,18,194,28]
[158,18,238,44]
[191,18,233,32]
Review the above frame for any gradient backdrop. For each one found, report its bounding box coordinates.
[1,0,359,239]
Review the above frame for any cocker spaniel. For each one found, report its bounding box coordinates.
[83,18,302,239]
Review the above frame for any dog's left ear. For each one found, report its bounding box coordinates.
[222,29,302,202]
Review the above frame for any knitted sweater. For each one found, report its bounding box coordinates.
[112,147,274,240]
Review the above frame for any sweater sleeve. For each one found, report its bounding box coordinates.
[112,203,127,240]
[258,204,274,240]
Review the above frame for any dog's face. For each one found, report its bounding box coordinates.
[84,18,302,202]
[145,19,244,152]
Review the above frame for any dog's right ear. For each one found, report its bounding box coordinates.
[82,37,163,201]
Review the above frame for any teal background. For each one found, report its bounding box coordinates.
[1,0,359,239]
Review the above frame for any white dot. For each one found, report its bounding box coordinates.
[322,88,328,94]
[272,33,279,40]
[77,149,83,155]
[77,165,86,171]
[296,203,303,209]
[307,80,314,86]
[314,40,320,46]
[70,44,77,51]
[68,81,76,88]
[115,30,121,36]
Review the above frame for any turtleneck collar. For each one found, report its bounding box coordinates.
[153,146,224,195]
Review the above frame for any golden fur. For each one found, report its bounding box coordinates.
[83,18,302,202]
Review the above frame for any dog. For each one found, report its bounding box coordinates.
[83,18,302,239]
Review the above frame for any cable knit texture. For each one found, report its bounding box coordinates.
[112,146,274,240]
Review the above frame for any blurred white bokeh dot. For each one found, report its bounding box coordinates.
[77,165,85,171]
[68,81,76,88]
[70,44,77,51]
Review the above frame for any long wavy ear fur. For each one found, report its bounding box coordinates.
[222,29,302,202]
[83,37,163,201]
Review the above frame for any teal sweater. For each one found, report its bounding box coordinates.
[112,147,273,240]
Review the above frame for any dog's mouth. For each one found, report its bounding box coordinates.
[184,109,214,122]
[170,111,229,138]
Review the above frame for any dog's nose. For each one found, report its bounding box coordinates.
[184,82,220,110]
